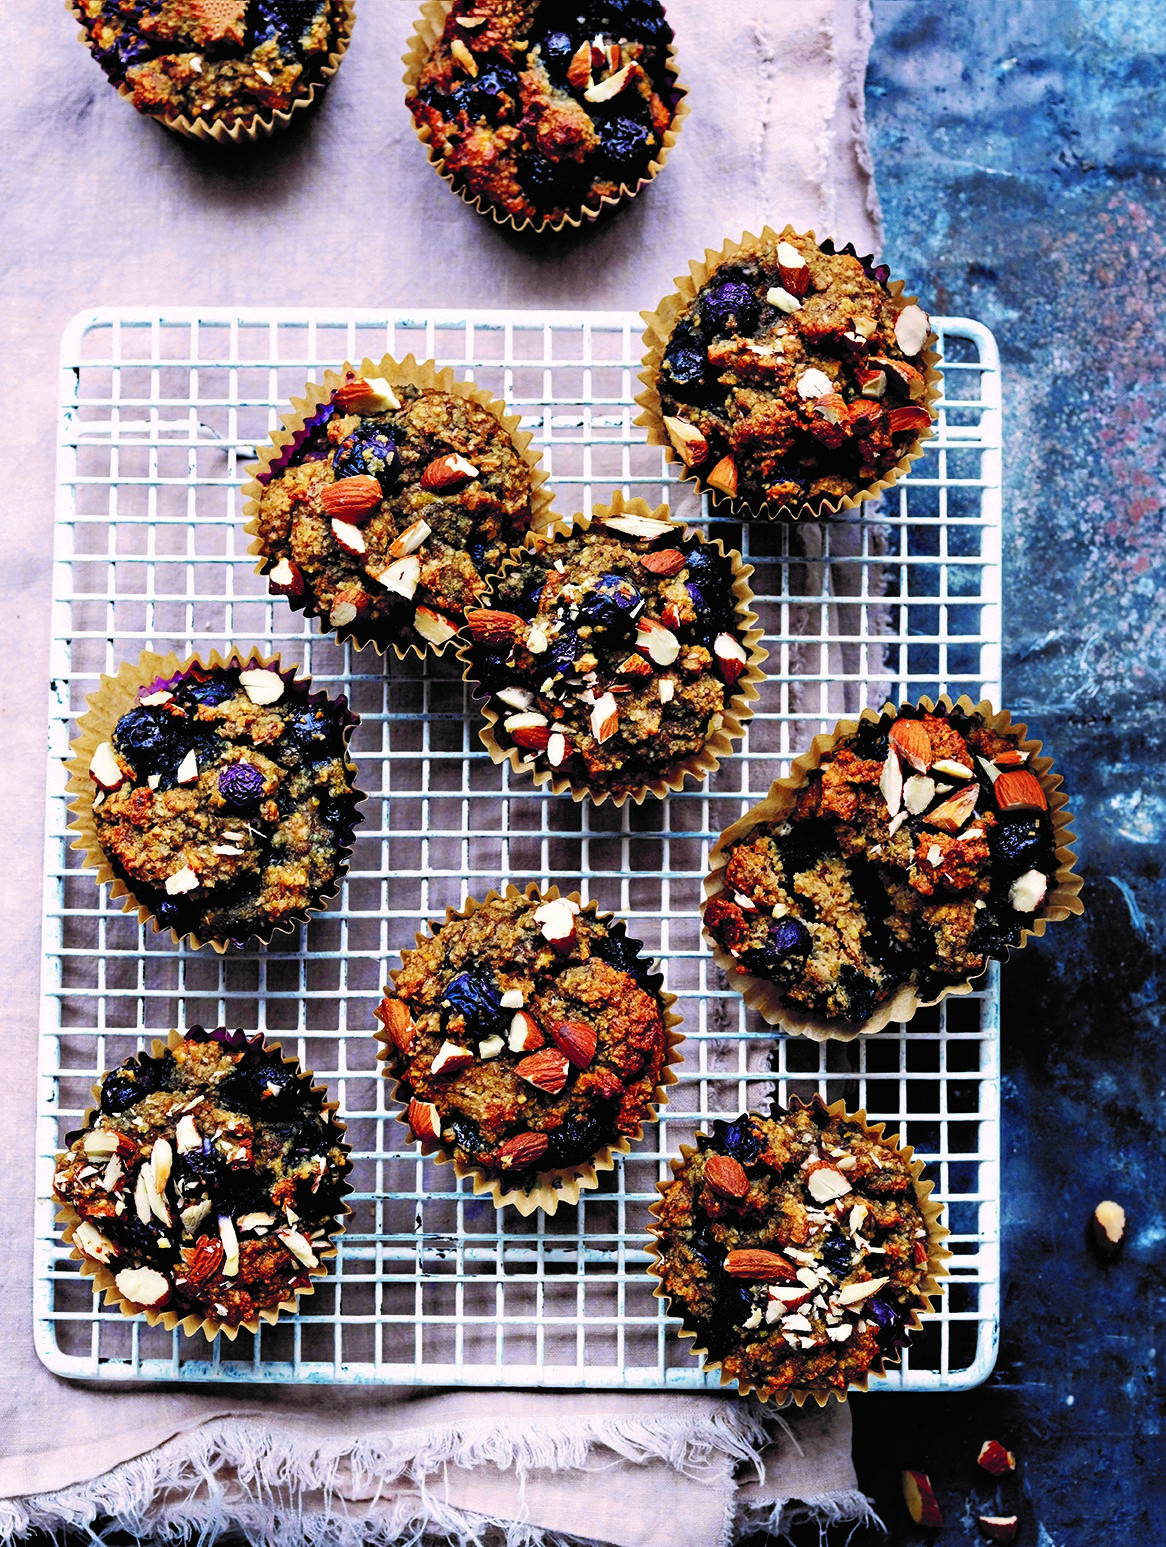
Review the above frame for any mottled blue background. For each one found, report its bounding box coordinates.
[791,3,1165,1542]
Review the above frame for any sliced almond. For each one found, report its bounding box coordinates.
[662,415,709,467]
[590,691,619,743]
[602,513,676,539]
[164,866,199,896]
[238,667,284,706]
[388,518,432,558]
[413,606,459,647]
[376,554,420,599]
[894,303,931,356]
[89,742,126,791]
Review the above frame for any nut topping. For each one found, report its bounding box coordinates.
[406,1098,441,1142]
[662,415,709,467]
[320,475,382,521]
[893,303,931,356]
[638,548,687,577]
[420,453,479,492]
[549,1019,596,1069]
[515,1048,570,1095]
[889,717,932,772]
[497,1131,551,1170]
[466,608,524,644]
[723,1248,799,1282]
[993,769,1047,811]
[89,742,126,791]
[704,1153,750,1200]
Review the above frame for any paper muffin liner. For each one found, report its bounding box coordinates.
[55,1027,352,1343]
[374,883,685,1217]
[68,0,356,144]
[402,0,689,237]
[66,647,365,953]
[636,225,942,521]
[646,1094,951,1406]
[242,353,554,661]
[703,694,1084,1041]
[455,494,768,807]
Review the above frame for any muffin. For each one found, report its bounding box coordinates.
[648,1097,948,1404]
[459,498,766,804]
[638,227,938,520]
[245,357,549,657]
[70,0,355,141]
[405,0,685,233]
[374,886,681,1214]
[53,1027,350,1339]
[704,697,1083,1038]
[68,651,363,950]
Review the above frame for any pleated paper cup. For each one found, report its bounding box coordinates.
[55,1027,351,1342]
[457,494,768,806]
[703,694,1084,1041]
[374,883,685,1217]
[636,225,942,521]
[68,0,355,144]
[66,648,365,953]
[242,353,553,660]
[402,0,688,236]
[646,1094,950,1406]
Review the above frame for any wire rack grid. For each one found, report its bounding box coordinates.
[35,305,1003,1391]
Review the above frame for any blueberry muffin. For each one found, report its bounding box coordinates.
[705,701,1073,1031]
[650,1099,945,1402]
[462,505,763,801]
[71,0,353,137]
[250,367,541,654]
[406,0,682,230]
[53,1028,350,1333]
[643,229,936,518]
[76,656,362,948]
[375,888,677,1208]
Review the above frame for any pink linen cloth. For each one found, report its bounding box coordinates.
[0,1,884,1541]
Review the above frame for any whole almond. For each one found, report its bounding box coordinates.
[420,453,479,492]
[497,1131,551,1170]
[515,1048,570,1095]
[704,1153,749,1200]
[320,475,382,521]
[722,1248,799,1282]
[549,1019,596,1069]
[889,717,932,772]
[639,548,687,577]
[509,721,552,753]
[466,608,523,644]
[377,997,415,1056]
[993,768,1047,812]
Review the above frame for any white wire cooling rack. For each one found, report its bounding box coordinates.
[35,306,1003,1391]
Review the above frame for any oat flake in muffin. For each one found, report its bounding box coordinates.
[53,1028,349,1330]
[465,510,757,797]
[650,1100,941,1402]
[376,890,672,1187]
[407,0,681,229]
[705,704,1060,1025]
[73,0,350,131]
[84,660,361,946]
[253,374,536,652]
[654,231,933,514]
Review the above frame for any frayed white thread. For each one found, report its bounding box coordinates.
[0,1405,799,1547]
[739,1488,884,1544]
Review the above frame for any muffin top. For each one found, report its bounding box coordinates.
[86,663,360,944]
[655,233,933,512]
[652,1102,934,1401]
[466,511,753,794]
[254,377,535,651]
[705,705,1058,1024]
[74,0,346,127]
[376,891,670,1182]
[53,1029,349,1327]
[408,0,679,227]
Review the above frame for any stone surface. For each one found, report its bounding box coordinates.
[809,2,1165,1542]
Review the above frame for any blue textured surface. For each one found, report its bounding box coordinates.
[812,3,1165,1542]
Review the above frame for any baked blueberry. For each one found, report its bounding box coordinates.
[442,969,506,1035]
[700,279,759,336]
[332,424,399,485]
[218,762,266,809]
